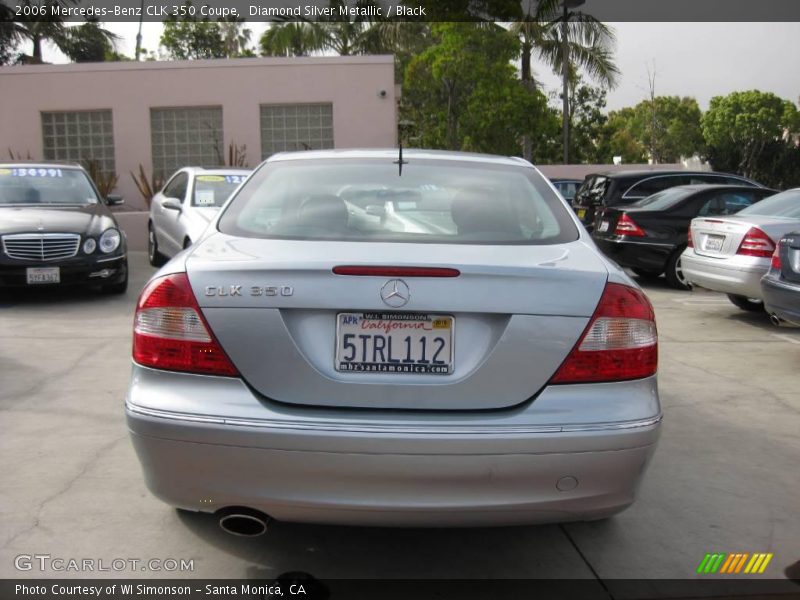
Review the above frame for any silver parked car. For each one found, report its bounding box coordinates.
[148,167,250,265]
[682,189,800,311]
[127,150,661,532]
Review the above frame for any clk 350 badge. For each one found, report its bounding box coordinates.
[204,285,294,297]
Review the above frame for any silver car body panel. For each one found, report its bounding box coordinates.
[126,365,661,526]
[683,215,800,298]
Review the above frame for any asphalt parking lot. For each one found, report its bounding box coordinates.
[1,251,798,595]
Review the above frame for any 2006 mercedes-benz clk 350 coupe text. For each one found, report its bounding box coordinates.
[126,150,661,529]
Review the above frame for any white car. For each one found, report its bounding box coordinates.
[148,167,250,265]
[682,189,800,311]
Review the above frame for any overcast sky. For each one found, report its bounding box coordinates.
[38,21,800,112]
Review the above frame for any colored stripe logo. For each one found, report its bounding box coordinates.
[697,552,773,574]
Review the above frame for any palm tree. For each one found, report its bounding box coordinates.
[259,22,323,57]
[510,0,619,160]
[219,21,253,57]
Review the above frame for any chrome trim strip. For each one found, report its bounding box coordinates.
[126,402,662,435]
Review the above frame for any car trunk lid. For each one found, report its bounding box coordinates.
[184,234,610,410]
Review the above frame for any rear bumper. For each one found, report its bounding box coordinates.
[126,365,661,526]
[681,250,766,298]
[761,274,800,326]
[593,237,674,272]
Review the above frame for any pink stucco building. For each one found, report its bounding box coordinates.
[0,56,398,210]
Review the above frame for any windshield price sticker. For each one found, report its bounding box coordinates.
[225,175,245,184]
[7,168,63,177]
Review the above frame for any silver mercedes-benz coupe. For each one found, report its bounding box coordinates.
[126,150,661,533]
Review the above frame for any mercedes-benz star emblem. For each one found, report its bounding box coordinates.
[380,279,410,308]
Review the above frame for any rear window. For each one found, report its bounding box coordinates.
[737,189,800,219]
[218,159,579,245]
[192,173,248,207]
[0,167,98,205]
[630,187,691,210]
[575,175,609,202]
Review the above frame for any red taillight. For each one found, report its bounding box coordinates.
[333,266,460,277]
[613,213,646,237]
[550,283,658,384]
[687,229,694,248]
[736,227,775,258]
[132,273,239,377]
[771,246,782,269]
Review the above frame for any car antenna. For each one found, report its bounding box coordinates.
[393,142,408,177]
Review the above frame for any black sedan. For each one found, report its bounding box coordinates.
[0,163,128,293]
[762,230,800,327]
[592,185,776,289]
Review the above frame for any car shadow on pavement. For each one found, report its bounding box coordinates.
[0,286,131,308]
[175,509,595,580]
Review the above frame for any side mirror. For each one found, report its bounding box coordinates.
[105,194,124,206]
[162,198,182,212]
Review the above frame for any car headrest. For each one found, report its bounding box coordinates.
[298,194,348,230]
[450,189,520,236]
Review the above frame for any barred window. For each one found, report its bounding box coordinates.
[150,107,223,180]
[260,103,334,159]
[41,110,115,175]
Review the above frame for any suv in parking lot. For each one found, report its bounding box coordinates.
[573,170,763,230]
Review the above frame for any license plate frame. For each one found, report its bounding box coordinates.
[704,234,724,252]
[335,312,454,375]
[26,267,60,284]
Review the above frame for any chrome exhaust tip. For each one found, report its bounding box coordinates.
[770,313,784,327]
[218,508,270,537]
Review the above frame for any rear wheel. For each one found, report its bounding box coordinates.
[664,247,690,290]
[632,268,662,281]
[148,223,166,267]
[727,294,765,312]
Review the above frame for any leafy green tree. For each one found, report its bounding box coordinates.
[161,2,253,59]
[630,96,704,163]
[702,90,799,185]
[594,107,645,164]
[567,81,608,163]
[402,23,554,157]
[61,19,119,63]
[593,96,704,164]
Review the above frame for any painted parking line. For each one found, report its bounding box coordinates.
[771,333,800,345]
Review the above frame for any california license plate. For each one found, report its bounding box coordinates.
[704,235,724,252]
[335,313,453,375]
[598,220,610,232]
[26,267,60,284]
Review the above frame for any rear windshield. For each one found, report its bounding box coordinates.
[192,173,248,207]
[575,175,609,202]
[218,159,579,245]
[630,187,691,210]
[0,167,98,205]
[736,189,800,219]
